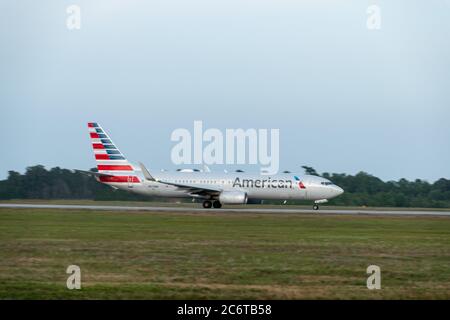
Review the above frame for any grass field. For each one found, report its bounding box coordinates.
[1,207,450,299]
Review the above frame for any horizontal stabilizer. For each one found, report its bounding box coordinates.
[75,169,113,178]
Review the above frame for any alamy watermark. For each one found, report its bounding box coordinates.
[366,265,381,290]
[366,4,381,30]
[171,121,279,175]
[66,5,81,30]
[66,265,81,289]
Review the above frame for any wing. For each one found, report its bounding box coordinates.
[139,162,222,196]
[155,179,222,197]
[137,162,221,197]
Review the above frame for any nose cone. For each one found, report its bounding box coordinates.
[335,186,344,196]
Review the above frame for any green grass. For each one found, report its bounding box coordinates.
[0,208,450,299]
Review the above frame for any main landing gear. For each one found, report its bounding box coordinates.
[202,200,222,209]
[313,204,319,210]
[202,200,212,208]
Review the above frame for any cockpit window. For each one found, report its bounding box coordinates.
[320,181,334,186]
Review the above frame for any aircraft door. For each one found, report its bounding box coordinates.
[302,177,309,200]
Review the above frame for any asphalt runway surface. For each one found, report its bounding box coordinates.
[1,203,450,216]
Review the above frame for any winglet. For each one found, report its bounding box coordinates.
[138,162,155,181]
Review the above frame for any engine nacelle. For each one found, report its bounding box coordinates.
[219,191,248,204]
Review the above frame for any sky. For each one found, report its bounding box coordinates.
[0,0,449,182]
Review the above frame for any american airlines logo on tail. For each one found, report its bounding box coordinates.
[88,122,140,183]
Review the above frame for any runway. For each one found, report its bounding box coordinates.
[1,203,450,216]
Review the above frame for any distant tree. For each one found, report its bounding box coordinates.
[301,166,319,176]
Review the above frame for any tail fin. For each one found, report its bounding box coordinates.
[87,122,140,184]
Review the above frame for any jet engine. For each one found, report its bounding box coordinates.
[219,191,248,204]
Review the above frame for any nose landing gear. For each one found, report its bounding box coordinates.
[313,199,328,211]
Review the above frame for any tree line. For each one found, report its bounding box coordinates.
[0,165,449,208]
[0,165,148,202]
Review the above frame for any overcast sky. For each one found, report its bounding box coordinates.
[1,0,449,182]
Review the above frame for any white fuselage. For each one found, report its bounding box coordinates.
[103,170,344,202]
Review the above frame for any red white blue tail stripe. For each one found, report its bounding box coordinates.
[88,122,140,183]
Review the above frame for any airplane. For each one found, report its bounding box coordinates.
[78,123,344,210]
